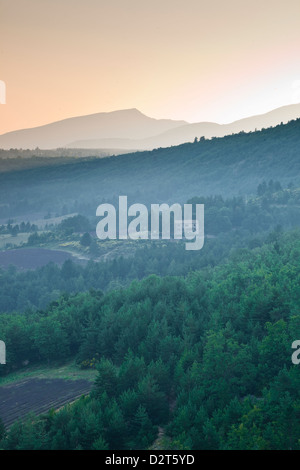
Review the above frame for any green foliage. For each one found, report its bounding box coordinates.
[1,120,300,449]
[80,232,92,247]
[0,228,300,449]
[0,120,300,221]
[58,215,91,235]
[1,183,300,315]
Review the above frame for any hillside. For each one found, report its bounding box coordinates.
[1,229,300,449]
[0,119,300,451]
[0,119,299,221]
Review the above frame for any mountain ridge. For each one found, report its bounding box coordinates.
[0,119,299,219]
[0,103,299,151]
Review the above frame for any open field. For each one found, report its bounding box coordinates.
[0,377,93,428]
[0,247,83,270]
[0,361,97,428]
[0,233,31,250]
[0,213,79,228]
[20,213,79,230]
[0,361,98,386]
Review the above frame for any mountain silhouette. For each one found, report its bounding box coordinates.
[0,109,186,150]
[0,104,299,150]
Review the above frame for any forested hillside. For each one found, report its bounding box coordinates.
[0,184,300,313]
[0,229,299,449]
[0,121,300,450]
[0,119,299,220]
[2,0,299,453]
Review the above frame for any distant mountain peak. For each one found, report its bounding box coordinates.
[0,103,299,151]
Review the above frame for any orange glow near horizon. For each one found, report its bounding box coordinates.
[0,0,300,134]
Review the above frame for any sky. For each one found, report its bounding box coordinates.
[0,0,300,134]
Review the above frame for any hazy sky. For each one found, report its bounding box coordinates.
[0,0,300,134]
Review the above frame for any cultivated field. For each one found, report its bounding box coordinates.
[0,247,80,270]
[0,378,93,428]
